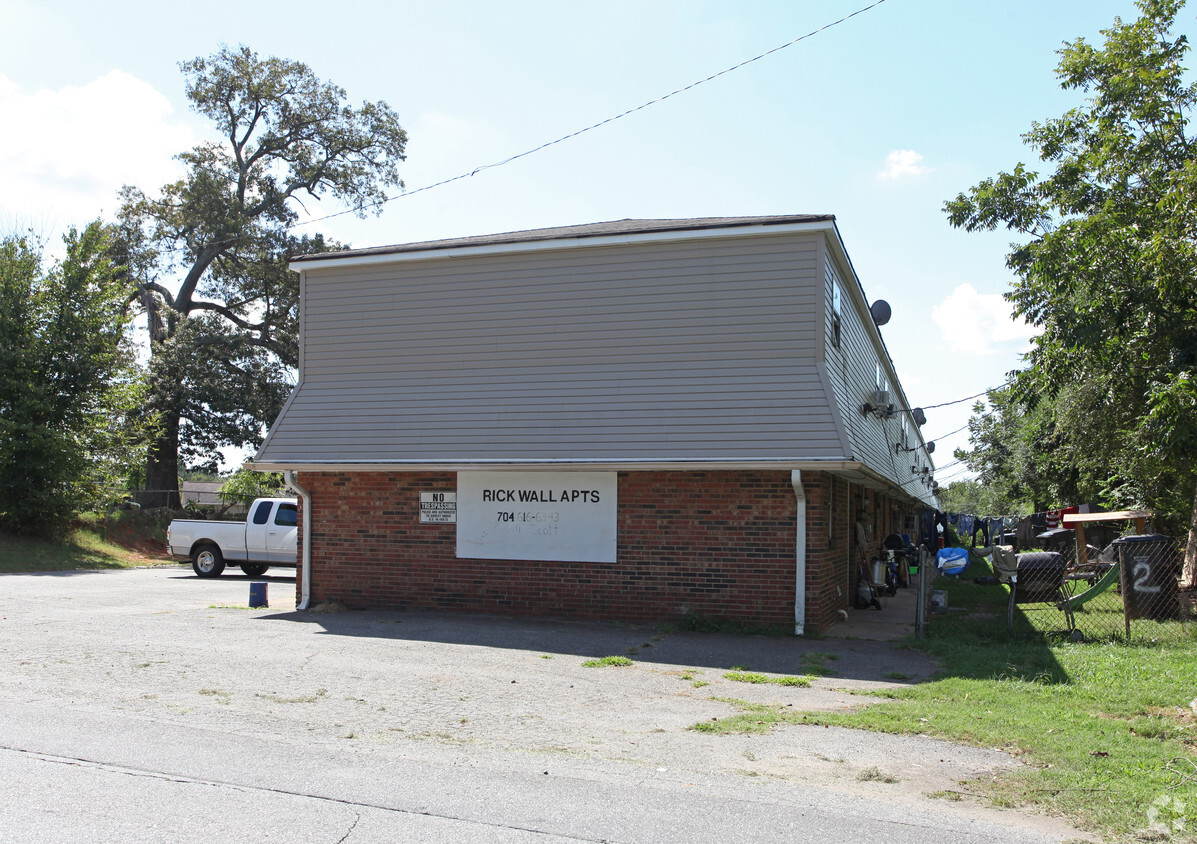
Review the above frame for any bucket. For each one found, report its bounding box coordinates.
[249,581,268,608]
[871,560,886,585]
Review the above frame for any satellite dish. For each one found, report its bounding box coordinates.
[912,407,926,426]
[870,300,892,326]
[926,441,936,454]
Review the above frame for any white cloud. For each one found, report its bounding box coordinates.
[0,70,194,233]
[878,149,932,181]
[931,283,1039,356]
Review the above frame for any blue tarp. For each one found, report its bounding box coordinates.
[936,547,969,576]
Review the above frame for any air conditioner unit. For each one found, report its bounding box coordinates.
[871,389,891,407]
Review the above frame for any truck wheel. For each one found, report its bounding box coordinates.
[192,545,225,578]
[241,563,269,577]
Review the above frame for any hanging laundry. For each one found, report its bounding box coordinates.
[971,517,990,548]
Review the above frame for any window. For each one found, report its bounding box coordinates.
[252,501,273,525]
[830,283,842,349]
[275,503,298,527]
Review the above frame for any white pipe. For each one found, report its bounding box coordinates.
[283,470,312,611]
[792,470,806,636]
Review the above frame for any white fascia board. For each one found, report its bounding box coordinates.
[287,219,839,273]
[246,457,862,474]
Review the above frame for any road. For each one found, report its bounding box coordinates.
[0,567,1090,842]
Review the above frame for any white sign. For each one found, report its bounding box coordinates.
[456,471,617,563]
[420,491,457,523]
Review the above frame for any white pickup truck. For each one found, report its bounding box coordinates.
[167,497,298,578]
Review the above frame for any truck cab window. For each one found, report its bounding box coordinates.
[275,503,298,527]
[252,501,273,525]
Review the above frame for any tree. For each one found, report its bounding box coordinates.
[0,224,145,537]
[958,378,1124,515]
[218,467,285,508]
[938,479,1008,517]
[120,46,407,506]
[944,0,1197,584]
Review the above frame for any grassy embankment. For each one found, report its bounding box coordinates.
[0,510,177,573]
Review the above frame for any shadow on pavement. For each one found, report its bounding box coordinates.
[258,606,937,683]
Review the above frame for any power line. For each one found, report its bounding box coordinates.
[926,423,969,444]
[919,380,1014,411]
[935,467,976,484]
[291,0,893,229]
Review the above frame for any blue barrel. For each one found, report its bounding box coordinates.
[249,582,268,608]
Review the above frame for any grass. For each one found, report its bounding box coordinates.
[0,508,177,574]
[255,689,327,704]
[799,651,839,677]
[856,765,900,784]
[0,526,168,573]
[673,612,794,637]
[819,560,1197,839]
[693,552,1197,840]
[690,698,797,735]
[582,655,634,668]
[723,670,813,688]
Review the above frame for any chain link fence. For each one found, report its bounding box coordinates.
[1055,535,1197,641]
[101,488,258,518]
[935,535,1196,643]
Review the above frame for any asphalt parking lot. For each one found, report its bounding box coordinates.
[0,566,1091,842]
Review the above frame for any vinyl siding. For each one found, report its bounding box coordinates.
[258,231,847,463]
[823,256,934,503]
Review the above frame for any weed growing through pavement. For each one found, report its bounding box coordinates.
[690,699,796,735]
[800,652,839,676]
[723,670,812,688]
[255,689,327,704]
[582,656,633,668]
[856,766,900,784]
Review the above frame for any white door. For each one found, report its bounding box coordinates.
[244,500,275,559]
[267,502,298,563]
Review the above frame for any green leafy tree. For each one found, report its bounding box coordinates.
[120,45,407,506]
[0,224,146,537]
[218,467,285,507]
[959,380,1121,515]
[945,0,1197,584]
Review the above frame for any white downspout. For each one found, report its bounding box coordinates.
[791,469,806,636]
[284,470,312,610]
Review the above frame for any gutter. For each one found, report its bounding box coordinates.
[283,470,312,611]
[792,469,806,636]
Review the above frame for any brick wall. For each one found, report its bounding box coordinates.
[293,469,857,633]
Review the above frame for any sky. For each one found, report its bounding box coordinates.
[0,0,1176,484]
